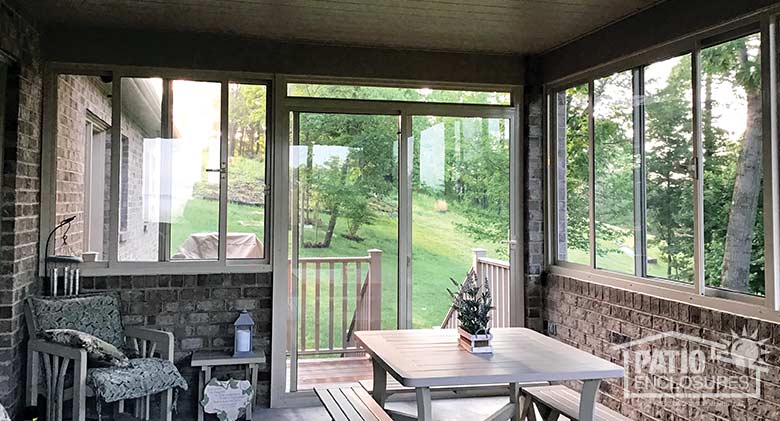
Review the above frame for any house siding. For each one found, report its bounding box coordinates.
[0,0,41,415]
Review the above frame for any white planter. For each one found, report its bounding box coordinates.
[458,327,493,354]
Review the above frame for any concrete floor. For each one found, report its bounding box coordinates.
[253,396,552,420]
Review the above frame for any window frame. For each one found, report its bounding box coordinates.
[40,65,275,275]
[545,13,780,320]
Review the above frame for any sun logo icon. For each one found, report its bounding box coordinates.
[722,328,769,368]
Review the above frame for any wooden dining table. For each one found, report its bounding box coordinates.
[354,328,625,421]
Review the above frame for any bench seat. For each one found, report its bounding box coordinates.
[314,383,392,421]
[522,385,630,421]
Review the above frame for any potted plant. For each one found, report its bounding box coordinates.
[448,271,494,353]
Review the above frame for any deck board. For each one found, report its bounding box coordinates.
[288,356,373,390]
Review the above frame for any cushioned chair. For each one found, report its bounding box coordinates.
[25,293,187,421]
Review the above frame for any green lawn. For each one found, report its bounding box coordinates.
[172,195,504,351]
[173,197,687,351]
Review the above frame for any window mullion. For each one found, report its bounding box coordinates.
[633,68,648,277]
[158,79,173,262]
[108,73,122,266]
[588,81,596,269]
[762,16,780,310]
[218,81,229,263]
[692,46,706,296]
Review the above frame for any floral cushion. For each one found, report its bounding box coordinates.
[0,402,9,421]
[87,358,188,403]
[28,293,125,349]
[41,328,130,367]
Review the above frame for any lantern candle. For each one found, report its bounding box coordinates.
[236,329,251,353]
[233,310,256,358]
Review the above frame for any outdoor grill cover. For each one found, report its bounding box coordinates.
[172,232,263,259]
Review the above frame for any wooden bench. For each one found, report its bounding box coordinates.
[522,385,630,421]
[314,383,392,421]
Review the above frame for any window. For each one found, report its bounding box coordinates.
[119,135,129,235]
[227,83,268,259]
[288,83,510,105]
[551,26,776,308]
[51,74,270,270]
[555,84,590,265]
[55,75,113,260]
[594,71,635,274]
[83,114,110,259]
[118,77,163,261]
[701,33,764,296]
[644,54,695,283]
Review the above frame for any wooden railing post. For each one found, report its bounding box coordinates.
[368,249,383,330]
[473,248,487,286]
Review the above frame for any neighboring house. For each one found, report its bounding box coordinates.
[55,75,161,261]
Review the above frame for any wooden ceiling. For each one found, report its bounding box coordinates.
[28,0,665,55]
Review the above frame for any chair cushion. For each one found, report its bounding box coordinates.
[41,328,130,367]
[87,358,188,403]
[28,293,125,349]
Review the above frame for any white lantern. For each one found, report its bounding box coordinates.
[233,310,256,358]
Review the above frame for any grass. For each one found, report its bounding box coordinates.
[173,197,688,351]
[172,194,504,352]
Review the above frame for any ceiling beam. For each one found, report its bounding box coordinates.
[43,25,525,85]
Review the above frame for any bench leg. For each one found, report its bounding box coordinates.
[509,383,523,421]
[578,380,601,421]
[371,358,387,407]
[415,387,432,421]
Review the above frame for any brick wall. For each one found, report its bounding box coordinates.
[543,273,780,421]
[0,0,41,415]
[524,88,544,331]
[81,272,273,417]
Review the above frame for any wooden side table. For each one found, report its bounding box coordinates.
[191,352,266,421]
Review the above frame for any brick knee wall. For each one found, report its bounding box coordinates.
[81,272,272,417]
[543,273,780,421]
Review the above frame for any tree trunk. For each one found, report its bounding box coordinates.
[322,211,338,248]
[721,88,762,292]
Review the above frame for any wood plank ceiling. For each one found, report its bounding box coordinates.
[31,0,665,54]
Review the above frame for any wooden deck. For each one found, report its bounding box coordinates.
[288,356,373,390]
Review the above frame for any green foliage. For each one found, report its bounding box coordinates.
[447,271,493,335]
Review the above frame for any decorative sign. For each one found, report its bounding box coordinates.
[200,378,253,421]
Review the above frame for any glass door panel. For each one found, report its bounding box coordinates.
[288,112,399,391]
[411,116,511,329]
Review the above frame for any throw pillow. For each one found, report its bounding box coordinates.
[41,328,130,367]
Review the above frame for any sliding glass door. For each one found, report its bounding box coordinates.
[288,112,399,391]
[276,87,519,404]
[410,116,513,329]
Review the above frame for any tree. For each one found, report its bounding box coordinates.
[644,56,695,282]
[702,36,763,293]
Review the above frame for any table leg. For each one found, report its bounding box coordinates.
[415,387,432,421]
[371,358,387,407]
[509,383,521,421]
[249,363,259,420]
[578,379,602,421]
[198,369,205,421]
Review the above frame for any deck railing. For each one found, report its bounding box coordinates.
[288,249,382,357]
[441,248,511,329]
